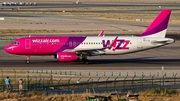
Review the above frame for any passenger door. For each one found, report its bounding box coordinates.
[25,39,31,49]
[137,38,142,48]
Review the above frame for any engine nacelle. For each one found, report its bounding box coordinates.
[57,52,77,62]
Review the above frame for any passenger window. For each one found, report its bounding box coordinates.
[73,41,76,47]
[69,41,72,47]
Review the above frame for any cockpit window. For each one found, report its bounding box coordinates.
[11,41,20,45]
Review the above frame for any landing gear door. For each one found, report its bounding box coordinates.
[25,39,31,49]
[137,38,142,48]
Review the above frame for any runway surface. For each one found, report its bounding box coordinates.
[0,2,180,15]
[0,58,180,70]
[1,2,180,9]
[1,9,180,15]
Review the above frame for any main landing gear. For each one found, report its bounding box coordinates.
[82,58,89,64]
[26,55,30,64]
[81,54,89,64]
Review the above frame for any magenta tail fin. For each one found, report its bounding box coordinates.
[139,9,171,37]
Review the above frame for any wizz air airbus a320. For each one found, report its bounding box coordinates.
[4,9,175,64]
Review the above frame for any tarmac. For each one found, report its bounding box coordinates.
[1,2,180,9]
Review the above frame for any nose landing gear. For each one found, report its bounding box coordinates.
[26,55,30,64]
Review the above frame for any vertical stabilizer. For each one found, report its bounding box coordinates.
[139,9,171,37]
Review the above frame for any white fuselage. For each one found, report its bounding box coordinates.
[72,36,174,55]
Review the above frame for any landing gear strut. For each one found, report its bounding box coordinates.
[81,54,89,64]
[26,55,30,64]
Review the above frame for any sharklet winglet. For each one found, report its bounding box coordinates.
[98,30,104,37]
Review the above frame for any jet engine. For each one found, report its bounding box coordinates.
[57,52,78,62]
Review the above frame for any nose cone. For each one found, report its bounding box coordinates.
[4,45,15,54]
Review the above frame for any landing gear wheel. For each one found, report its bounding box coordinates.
[82,58,85,62]
[81,54,89,64]
[84,59,89,64]
[26,60,30,64]
[26,55,30,64]
[82,59,89,64]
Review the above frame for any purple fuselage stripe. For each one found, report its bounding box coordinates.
[54,37,86,53]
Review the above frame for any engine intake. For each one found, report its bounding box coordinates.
[57,52,77,62]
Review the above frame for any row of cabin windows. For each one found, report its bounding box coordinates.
[82,42,132,44]
[11,41,132,47]
[32,42,103,44]
[32,42,132,45]
[32,42,132,44]
[32,42,103,45]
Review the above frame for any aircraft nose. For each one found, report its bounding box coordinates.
[4,45,14,53]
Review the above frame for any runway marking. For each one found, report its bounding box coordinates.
[99,67,105,70]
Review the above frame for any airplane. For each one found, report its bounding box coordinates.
[4,9,175,64]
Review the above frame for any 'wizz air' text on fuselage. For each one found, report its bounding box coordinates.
[32,39,60,43]
[102,40,130,50]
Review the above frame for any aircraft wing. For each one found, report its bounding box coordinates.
[64,48,107,56]
[65,47,106,52]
